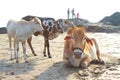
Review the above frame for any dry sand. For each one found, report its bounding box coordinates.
[0,33,120,80]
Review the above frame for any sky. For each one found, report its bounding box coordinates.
[0,0,120,27]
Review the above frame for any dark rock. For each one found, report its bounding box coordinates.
[86,25,107,32]
[0,27,7,34]
[100,12,120,26]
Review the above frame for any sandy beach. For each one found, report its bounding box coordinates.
[0,33,120,80]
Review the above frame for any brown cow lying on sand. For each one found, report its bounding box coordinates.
[63,27,104,68]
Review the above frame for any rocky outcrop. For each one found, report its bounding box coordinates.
[99,12,120,26]
[66,18,120,33]
[0,27,7,34]
[86,23,120,33]
[67,18,89,26]
[86,25,120,33]
[1,16,120,34]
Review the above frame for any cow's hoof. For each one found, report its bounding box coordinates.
[81,62,88,68]
[44,54,47,57]
[90,60,99,64]
[90,59,105,65]
[25,61,28,63]
[16,61,19,63]
[10,58,13,61]
[99,60,105,65]
[48,56,52,58]
[34,54,37,56]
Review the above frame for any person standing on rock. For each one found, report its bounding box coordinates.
[71,8,76,19]
[77,12,79,19]
[67,8,70,19]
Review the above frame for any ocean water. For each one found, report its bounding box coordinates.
[86,33,120,57]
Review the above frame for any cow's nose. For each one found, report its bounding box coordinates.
[34,30,44,36]
[74,52,82,59]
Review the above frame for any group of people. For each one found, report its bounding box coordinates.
[67,8,79,19]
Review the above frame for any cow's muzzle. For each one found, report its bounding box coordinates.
[34,30,44,36]
[73,48,83,59]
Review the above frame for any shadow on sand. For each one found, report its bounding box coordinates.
[34,61,81,80]
[0,58,35,76]
[34,54,120,80]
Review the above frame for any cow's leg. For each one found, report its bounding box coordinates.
[22,41,28,63]
[91,38,101,60]
[81,56,91,68]
[46,40,51,58]
[91,38,105,64]
[43,38,47,57]
[8,36,13,60]
[14,39,16,59]
[43,38,51,58]
[43,30,51,58]
[15,40,19,63]
[27,37,37,56]
[63,57,74,67]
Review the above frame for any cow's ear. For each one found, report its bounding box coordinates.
[33,17,40,24]
[64,36,71,40]
[86,38,93,46]
[81,27,86,33]
[67,28,73,34]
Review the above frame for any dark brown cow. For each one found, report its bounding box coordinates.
[22,15,65,58]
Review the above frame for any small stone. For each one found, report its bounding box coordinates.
[108,67,117,71]
[94,69,102,74]
[78,70,89,76]
[5,71,15,75]
[11,72,15,75]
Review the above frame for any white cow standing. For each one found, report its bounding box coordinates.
[7,17,43,63]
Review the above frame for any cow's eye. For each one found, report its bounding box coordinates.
[43,20,47,26]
